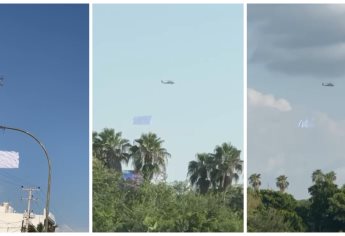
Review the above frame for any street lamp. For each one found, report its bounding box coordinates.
[0,125,51,232]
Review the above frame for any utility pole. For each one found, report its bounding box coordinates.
[22,186,40,232]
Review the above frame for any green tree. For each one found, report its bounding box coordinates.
[328,189,345,231]
[247,187,262,213]
[276,175,289,193]
[308,170,338,232]
[248,207,292,232]
[260,190,297,211]
[93,131,100,158]
[131,132,170,182]
[225,185,243,213]
[171,181,190,195]
[212,143,242,191]
[324,171,337,184]
[93,130,243,232]
[248,188,300,232]
[249,173,261,191]
[248,169,345,232]
[188,143,242,194]
[295,200,312,231]
[188,153,212,194]
[93,158,124,232]
[311,169,324,183]
[93,128,131,172]
[93,159,243,232]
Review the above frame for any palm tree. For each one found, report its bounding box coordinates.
[249,173,261,191]
[93,128,131,172]
[93,131,102,159]
[311,169,336,184]
[188,153,213,194]
[276,175,289,193]
[213,143,242,191]
[130,132,170,182]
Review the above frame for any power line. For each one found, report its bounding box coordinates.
[0,175,20,187]
[1,170,37,187]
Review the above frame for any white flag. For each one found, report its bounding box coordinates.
[0,151,19,168]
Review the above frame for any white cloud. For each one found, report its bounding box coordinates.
[248,88,292,112]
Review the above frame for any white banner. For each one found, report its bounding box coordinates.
[0,151,19,168]
[133,115,152,125]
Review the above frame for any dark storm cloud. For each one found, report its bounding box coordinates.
[248,4,345,78]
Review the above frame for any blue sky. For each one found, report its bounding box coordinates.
[0,5,89,232]
[248,5,345,199]
[93,4,243,182]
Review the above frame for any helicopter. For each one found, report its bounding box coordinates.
[322,82,334,87]
[161,80,175,85]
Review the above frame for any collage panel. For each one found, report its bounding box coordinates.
[93,4,244,232]
[0,4,89,232]
[247,4,345,232]
[3,1,344,234]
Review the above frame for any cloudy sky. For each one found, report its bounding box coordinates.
[248,4,345,199]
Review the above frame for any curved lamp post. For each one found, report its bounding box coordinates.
[0,125,51,232]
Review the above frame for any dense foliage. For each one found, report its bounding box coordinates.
[93,129,243,232]
[248,170,345,232]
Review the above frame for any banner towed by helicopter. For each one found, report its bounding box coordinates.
[133,116,152,125]
[0,151,19,168]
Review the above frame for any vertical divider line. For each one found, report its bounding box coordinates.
[89,2,94,233]
[243,1,248,233]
